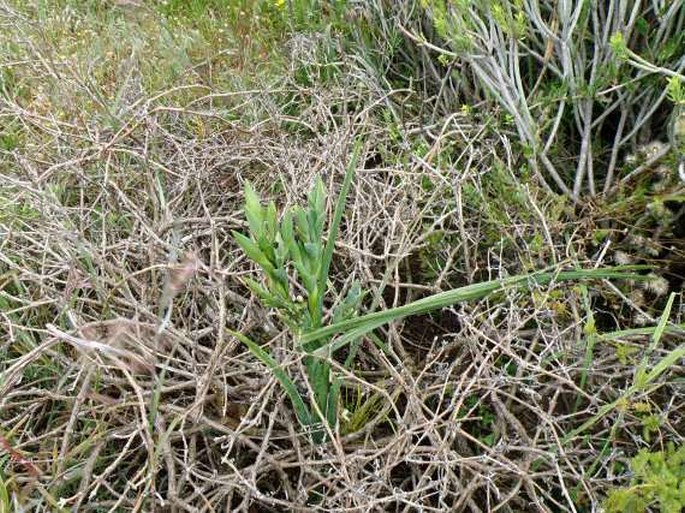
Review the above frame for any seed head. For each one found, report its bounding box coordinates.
[642,273,669,297]
[613,250,632,265]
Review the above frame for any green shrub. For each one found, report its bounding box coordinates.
[605,443,685,513]
[353,0,685,200]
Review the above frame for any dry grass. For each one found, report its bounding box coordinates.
[1,1,684,512]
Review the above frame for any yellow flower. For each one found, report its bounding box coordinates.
[275,0,286,9]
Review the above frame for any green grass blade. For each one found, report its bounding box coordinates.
[228,329,313,428]
[308,177,326,237]
[562,295,683,444]
[596,323,685,341]
[561,340,685,446]
[643,344,685,386]
[317,139,362,310]
[304,356,332,424]
[0,470,9,512]
[303,271,520,350]
[635,292,676,388]
[639,292,683,387]
[327,375,341,429]
[301,267,644,353]
[575,283,596,412]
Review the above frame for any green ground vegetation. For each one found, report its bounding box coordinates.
[0,0,684,511]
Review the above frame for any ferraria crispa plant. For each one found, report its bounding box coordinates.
[231,141,647,443]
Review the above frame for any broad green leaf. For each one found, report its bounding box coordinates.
[304,354,337,432]
[243,182,263,237]
[242,276,270,300]
[305,357,329,405]
[309,177,325,218]
[307,290,320,326]
[275,232,289,266]
[303,242,321,261]
[301,273,317,297]
[256,234,277,266]
[291,258,308,284]
[265,200,278,241]
[295,208,310,241]
[308,177,326,236]
[232,231,276,275]
[281,212,302,265]
[273,267,289,289]
[307,209,321,242]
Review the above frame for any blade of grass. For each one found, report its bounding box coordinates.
[562,293,682,444]
[243,182,264,237]
[304,355,333,425]
[642,343,685,387]
[301,267,647,354]
[635,292,676,388]
[0,471,9,511]
[575,283,596,412]
[317,138,362,316]
[595,323,685,341]
[228,329,313,428]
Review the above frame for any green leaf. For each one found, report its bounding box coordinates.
[576,283,596,412]
[303,242,321,261]
[0,470,10,512]
[564,298,683,445]
[309,177,325,217]
[605,444,685,513]
[636,292,676,385]
[308,177,326,235]
[301,267,647,354]
[643,343,685,387]
[232,231,276,275]
[265,200,278,241]
[301,273,317,297]
[275,232,289,265]
[290,258,307,283]
[307,289,320,326]
[333,281,363,323]
[327,376,341,429]
[242,277,287,309]
[256,234,277,266]
[294,208,310,241]
[304,355,331,421]
[610,32,628,60]
[243,182,264,237]
[228,329,313,428]
[242,276,270,300]
[318,139,362,311]
[273,267,289,288]
[281,212,302,263]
